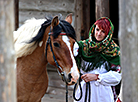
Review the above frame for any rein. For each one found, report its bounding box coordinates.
[45,32,69,102]
[73,74,91,102]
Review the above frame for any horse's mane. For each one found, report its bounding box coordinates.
[14,16,76,58]
[14,18,46,58]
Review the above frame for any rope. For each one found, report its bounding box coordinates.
[73,74,91,102]
[73,76,82,101]
[85,82,91,102]
[66,84,68,102]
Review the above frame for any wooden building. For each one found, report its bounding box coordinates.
[1,0,138,102]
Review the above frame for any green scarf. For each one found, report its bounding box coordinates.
[76,17,120,69]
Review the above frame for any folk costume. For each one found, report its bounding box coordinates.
[74,17,121,102]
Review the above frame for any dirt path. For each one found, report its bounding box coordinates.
[42,87,74,102]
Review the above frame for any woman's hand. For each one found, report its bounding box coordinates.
[81,73,99,82]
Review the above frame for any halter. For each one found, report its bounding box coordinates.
[45,32,68,83]
[45,32,70,102]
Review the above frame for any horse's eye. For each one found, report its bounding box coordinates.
[53,42,60,47]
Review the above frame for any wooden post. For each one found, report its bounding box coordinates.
[95,0,109,20]
[0,0,16,102]
[119,0,138,102]
[14,0,19,30]
[81,0,90,39]
[74,0,82,41]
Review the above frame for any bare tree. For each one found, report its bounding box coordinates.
[0,0,16,102]
[119,0,138,102]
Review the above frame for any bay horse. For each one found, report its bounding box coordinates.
[14,14,80,102]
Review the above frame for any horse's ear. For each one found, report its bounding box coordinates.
[65,13,72,24]
[51,16,59,27]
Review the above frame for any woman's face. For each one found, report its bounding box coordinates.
[94,25,106,41]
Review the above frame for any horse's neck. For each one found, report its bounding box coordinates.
[17,27,50,76]
[17,46,47,73]
[25,25,51,66]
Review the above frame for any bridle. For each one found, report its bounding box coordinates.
[45,32,70,102]
[45,32,67,83]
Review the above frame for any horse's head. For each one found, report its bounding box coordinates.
[46,14,80,85]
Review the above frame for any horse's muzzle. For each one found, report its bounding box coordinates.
[61,72,79,85]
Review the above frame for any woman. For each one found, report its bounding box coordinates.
[73,17,121,102]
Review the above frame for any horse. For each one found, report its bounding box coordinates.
[14,13,80,102]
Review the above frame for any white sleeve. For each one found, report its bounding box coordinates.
[73,42,79,57]
[96,71,122,86]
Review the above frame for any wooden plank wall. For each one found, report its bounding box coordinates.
[18,0,76,94]
[19,0,75,26]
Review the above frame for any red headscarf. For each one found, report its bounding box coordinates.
[94,18,110,36]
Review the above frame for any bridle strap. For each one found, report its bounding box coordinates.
[45,32,69,102]
[49,36,62,71]
[45,32,66,59]
[48,32,66,35]
[45,33,69,83]
[45,35,63,74]
[45,36,50,60]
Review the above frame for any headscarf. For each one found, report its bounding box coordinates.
[76,17,120,69]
